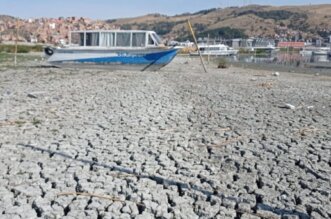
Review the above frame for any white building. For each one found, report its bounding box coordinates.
[30,36,38,43]
[49,23,56,29]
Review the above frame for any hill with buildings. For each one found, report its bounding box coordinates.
[0,4,330,44]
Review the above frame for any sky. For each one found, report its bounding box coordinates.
[0,0,330,19]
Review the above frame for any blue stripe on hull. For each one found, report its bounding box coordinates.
[54,49,178,66]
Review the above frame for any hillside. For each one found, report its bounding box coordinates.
[106,4,331,40]
[0,4,330,44]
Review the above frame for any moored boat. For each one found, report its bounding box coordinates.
[312,47,330,56]
[300,49,313,56]
[44,30,178,71]
[190,44,238,56]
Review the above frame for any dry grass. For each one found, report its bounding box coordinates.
[57,192,144,206]
[218,127,231,132]
[258,82,273,89]
[210,136,244,147]
[0,120,27,127]
[253,74,268,77]
[297,126,320,136]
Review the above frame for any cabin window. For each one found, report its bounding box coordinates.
[86,33,99,46]
[132,33,146,47]
[148,34,155,46]
[100,32,115,47]
[116,32,131,47]
[152,33,161,45]
[71,32,84,46]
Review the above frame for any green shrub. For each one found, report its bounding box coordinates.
[217,58,228,69]
[17,46,30,53]
[0,44,43,53]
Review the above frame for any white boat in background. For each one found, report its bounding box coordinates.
[312,47,330,56]
[190,44,238,56]
[300,49,313,56]
[44,30,178,71]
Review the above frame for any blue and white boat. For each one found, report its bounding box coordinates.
[44,30,178,71]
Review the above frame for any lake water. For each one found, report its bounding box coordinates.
[225,52,331,75]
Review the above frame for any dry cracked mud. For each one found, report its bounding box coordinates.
[0,57,330,219]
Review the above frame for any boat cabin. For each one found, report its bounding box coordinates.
[198,44,229,52]
[69,30,162,48]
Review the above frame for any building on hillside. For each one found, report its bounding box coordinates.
[312,38,323,47]
[30,35,38,43]
[49,23,56,29]
[232,39,241,49]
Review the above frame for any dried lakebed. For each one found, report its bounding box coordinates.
[0,57,330,219]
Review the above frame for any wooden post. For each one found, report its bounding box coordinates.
[187,20,207,73]
[207,33,210,63]
[14,20,18,67]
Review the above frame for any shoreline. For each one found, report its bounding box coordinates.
[178,54,331,77]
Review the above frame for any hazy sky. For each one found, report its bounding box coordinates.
[1,0,330,19]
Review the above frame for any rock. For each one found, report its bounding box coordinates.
[83,210,98,218]
[283,103,296,110]
[222,197,237,209]
[218,206,237,218]
[241,213,261,219]
[194,200,219,218]
[121,202,139,216]
[135,212,155,219]
[142,200,158,213]
[272,72,280,76]
[27,91,46,99]
[27,93,38,99]
[310,211,324,219]
[256,210,281,219]
[282,214,300,219]
[108,202,123,213]
[119,213,131,219]
[238,202,252,213]
[1,215,21,219]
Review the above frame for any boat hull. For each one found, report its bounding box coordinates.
[45,48,178,71]
[313,51,328,56]
[189,50,238,56]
